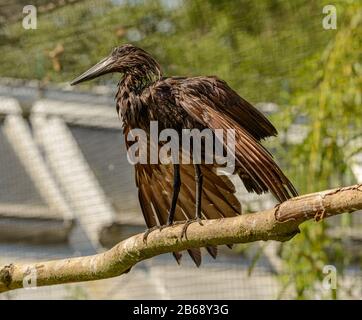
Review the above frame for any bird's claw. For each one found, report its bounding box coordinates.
[143,219,203,243]
[171,221,185,226]
[143,224,174,243]
[143,225,164,243]
[181,218,203,240]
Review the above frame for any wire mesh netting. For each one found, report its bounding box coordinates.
[0,126,45,206]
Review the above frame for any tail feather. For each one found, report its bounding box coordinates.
[187,248,202,267]
[172,251,183,265]
[206,246,218,259]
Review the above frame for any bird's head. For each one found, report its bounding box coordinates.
[70,44,161,86]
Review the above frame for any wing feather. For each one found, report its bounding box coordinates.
[178,76,277,140]
[125,75,297,267]
[174,77,298,202]
[134,162,240,266]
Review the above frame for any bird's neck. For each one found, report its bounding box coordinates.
[116,71,160,124]
[122,71,159,94]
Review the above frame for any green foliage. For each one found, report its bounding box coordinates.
[64,284,89,300]
[278,3,362,299]
[1,0,332,102]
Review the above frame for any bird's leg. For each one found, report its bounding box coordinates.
[167,163,181,225]
[143,164,181,244]
[194,164,203,220]
[181,164,204,239]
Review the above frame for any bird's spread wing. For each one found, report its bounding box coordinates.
[123,125,241,266]
[134,162,241,266]
[135,163,240,225]
[174,76,278,140]
[173,76,298,202]
[124,76,297,265]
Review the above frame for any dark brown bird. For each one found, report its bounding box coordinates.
[71,44,298,266]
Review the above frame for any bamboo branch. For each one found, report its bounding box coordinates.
[1,184,361,293]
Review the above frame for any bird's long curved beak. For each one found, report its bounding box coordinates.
[70,55,116,86]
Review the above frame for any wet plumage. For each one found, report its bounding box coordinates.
[71,44,298,267]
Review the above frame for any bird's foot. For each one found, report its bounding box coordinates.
[170,221,185,226]
[314,209,326,222]
[181,218,203,240]
[143,225,167,244]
